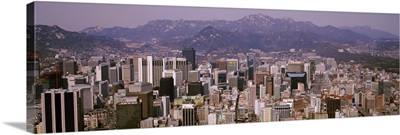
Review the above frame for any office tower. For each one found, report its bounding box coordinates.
[254,71,268,85]
[138,57,148,83]
[248,66,254,81]
[161,96,170,117]
[128,82,152,93]
[270,65,279,75]
[63,60,78,75]
[375,95,385,111]
[216,59,227,70]
[261,107,273,122]
[188,70,200,82]
[287,62,304,73]
[160,77,174,100]
[99,80,109,97]
[121,64,134,82]
[109,66,119,83]
[118,66,123,81]
[273,105,291,119]
[152,58,163,87]
[95,63,109,82]
[274,84,281,100]
[378,80,393,101]
[249,86,257,109]
[70,84,93,113]
[228,76,238,89]
[286,73,307,94]
[182,100,197,126]
[182,47,196,70]
[188,81,203,96]
[214,69,227,86]
[87,60,100,68]
[116,97,142,129]
[126,89,154,119]
[304,63,311,89]
[131,56,140,81]
[176,58,188,81]
[226,59,239,73]
[326,98,341,118]
[163,69,183,87]
[153,99,163,117]
[263,75,274,97]
[363,95,376,113]
[238,78,245,92]
[41,89,83,133]
[202,82,210,96]
[33,83,43,100]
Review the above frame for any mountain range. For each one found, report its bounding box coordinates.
[33,14,399,55]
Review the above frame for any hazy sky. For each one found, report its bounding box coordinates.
[35,2,400,36]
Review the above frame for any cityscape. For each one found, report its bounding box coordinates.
[27,2,399,134]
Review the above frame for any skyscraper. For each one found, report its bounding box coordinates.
[326,97,341,118]
[254,71,268,85]
[116,97,142,129]
[121,64,134,82]
[216,59,227,70]
[41,89,83,133]
[182,100,197,126]
[188,81,203,96]
[160,77,175,100]
[182,47,196,70]
[188,70,200,82]
[163,69,183,87]
[63,60,77,75]
[70,84,93,113]
[287,62,304,73]
[161,96,170,117]
[261,107,273,122]
[126,87,154,119]
[109,66,119,83]
[152,58,163,87]
[96,63,109,82]
[226,59,239,73]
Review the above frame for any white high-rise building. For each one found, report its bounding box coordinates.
[147,56,153,84]
[270,65,279,75]
[163,69,183,87]
[96,63,109,82]
[304,63,311,89]
[161,96,170,117]
[121,64,133,82]
[311,96,321,113]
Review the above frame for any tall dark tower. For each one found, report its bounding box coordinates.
[160,77,175,101]
[182,47,196,70]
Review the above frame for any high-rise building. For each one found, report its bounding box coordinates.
[121,64,134,82]
[41,89,83,133]
[214,69,227,86]
[273,105,291,119]
[96,63,109,82]
[286,73,307,94]
[378,80,393,101]
[263,75,274,97]
[126,90,153,119]
[109,66,119,83]
[304,63,311,90]
[226,59,239,73]
[188,81,203,96]
[254,71,268,85]
[116,97,142,129]
[216,59,227,70]
[182,47,196,70]
[249,86,257,109]
[33,83,43,100]
[261,107,273,122]
[188,70,200,82]
[70,84,93,113]
[128,82,152,93]
[182,100,197,126]
[63,60,78,75]
[326,97,341,118]
[310,96,321,113]
[99,80,109,97]
[176,58,188,81]
[163,69,183,87]
[152,58,164,87]
[161,96,170,117]
[159,77,175,100]
[248,66,254,81]
[287,62,304,73]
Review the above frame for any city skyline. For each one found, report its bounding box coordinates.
[34,2,399,36]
